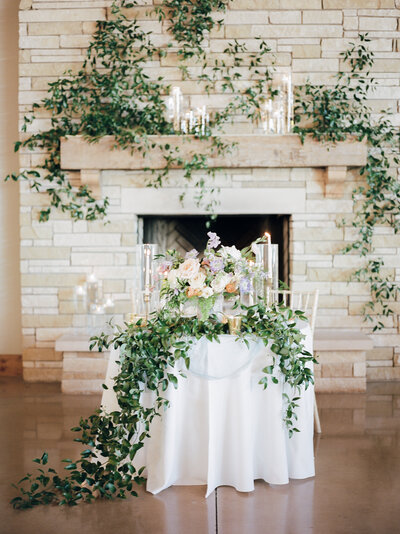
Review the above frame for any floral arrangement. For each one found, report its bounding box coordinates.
[159,232,266,319]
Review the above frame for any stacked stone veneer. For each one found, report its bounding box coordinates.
[19,0,400,384]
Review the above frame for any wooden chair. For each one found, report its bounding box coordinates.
[271,289,321,433]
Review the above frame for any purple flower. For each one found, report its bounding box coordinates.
[239,277,252,293]
[209,257,224,273]
[185,249,199,259]
[207,232,221,249]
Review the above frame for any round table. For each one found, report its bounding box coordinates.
[101,324,315,497]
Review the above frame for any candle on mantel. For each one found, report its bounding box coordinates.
[87,272,97,284]
[76,285,85,297]
[105,296,114,312]
[86,272,99,304]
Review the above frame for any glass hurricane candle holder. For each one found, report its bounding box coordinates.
[253,243,279,304]
[260,71,293,135]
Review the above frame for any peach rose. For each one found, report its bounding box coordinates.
[186,287,201,298]
[178,258,200,280]
[225,282,238,294]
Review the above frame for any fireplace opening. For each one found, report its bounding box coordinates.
[139,215,290,286]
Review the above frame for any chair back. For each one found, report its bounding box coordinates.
[271,289,319,335]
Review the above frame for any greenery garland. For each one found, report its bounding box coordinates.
[7,0,272,220]
[5,1,400,324]
[7,2,399,324]
[11,303,314,509]
[293,34,400,329]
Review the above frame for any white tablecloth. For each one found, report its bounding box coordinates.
[101,324,315,497]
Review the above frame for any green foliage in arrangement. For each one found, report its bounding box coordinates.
[293,34,400,329]
[11,303,314,509]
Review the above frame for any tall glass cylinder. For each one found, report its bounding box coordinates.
[133,244,159,291]
[260,71,293,135]
[253,243,279,304]
[132,244,159,319]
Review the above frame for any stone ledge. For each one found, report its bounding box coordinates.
[316,377,366,393]
[314,329,372,393]
[367,367,400,380]
[62,379,104,395]
[314,329,373,352]
[55,334,107,353]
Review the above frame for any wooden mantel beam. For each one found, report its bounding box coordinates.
[59,134,368,199]
[61,134,367,170]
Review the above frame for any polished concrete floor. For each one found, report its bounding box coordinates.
[1,378,400,534]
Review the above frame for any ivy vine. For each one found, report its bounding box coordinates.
[7,0,273,220]
[293,34,400,329]
[6,3,400,323]
[11,303,314,509]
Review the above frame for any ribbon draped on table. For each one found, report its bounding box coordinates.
[101,323,315,497]
[186,335,270,380]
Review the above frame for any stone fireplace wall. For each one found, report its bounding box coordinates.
[18,0,400,383]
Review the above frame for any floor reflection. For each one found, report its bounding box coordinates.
[1,378,400,534]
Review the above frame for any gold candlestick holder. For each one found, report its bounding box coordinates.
[144,291,151,322]
[127,313,148,327]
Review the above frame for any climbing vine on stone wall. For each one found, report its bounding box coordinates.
[6,2,400,325]
[293,34,400,329]
[7,0,272,220]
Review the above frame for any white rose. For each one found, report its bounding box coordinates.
[200,286,213,298]
[167,269,179,289]
[211,273,231,293]
[220,245,242,261]
[178,258,200,280]
[189,271,206,290]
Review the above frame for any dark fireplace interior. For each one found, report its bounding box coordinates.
[140,215,290,286]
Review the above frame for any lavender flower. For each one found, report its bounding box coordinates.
[207,232,221,249]
[185,249,199,259]
[239,277,252,294]
[209,256,224,273]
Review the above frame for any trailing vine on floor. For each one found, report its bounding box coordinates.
[11,303,314,509]
[293,34,400,330]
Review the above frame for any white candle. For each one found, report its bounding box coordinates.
[76,284,85,297]
[264,233,272,278]
[172,86,182,131]
[144,246,151,292]
[87,272,97,283]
